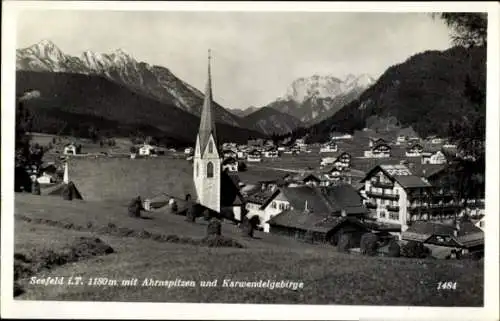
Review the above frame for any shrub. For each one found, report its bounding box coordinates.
[387,239,401,257]
[170,202,178,214]
[200,235,245,248]
[14,283,25,297]
[207,218,222,236]
[401,241,430,258]
[31,181,41,195]
[360,233,379,256]
[127,196,142,217]
[185,204,196,222]
[304,230,315,244]
[241,217,254,238]
[337,233,354,253]
[62,183,73,200]
[203,209,211,221]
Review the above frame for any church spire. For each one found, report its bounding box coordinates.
[198,49,217,154]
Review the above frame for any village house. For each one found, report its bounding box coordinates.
[236,150,248,160]
[427,136,445,145]
[405,143,424,157]
[139,144,156,156]
[63,143,77,155]
[222,157,239,172]
[267,184,368,244]
[263,148,279,158]
[37,171,56,184]
[402,220,484,259]
[319,142,338,153]
[222,149,237,159]
[396,135,407,145]
[333,152,352,169]
[285,173,322,188]
[364,143,391,158]
[368,138,388,148]
[247,150,263,162]
[294,138,308,152]
[360,164,459,239]
[421,150,447,165]
[330,132,353,141]
[320,156,337,167]
[184,147,194,155]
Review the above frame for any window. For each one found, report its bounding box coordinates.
[207,162,214,178]
[271,202,276,209]
[389,212,399,220]
[196,162,199,177]
[208,141,214,154]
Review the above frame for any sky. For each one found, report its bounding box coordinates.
[17,10,453,109]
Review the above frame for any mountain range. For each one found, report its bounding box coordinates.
[304,46,486,143]
[16,40,374,138]
[240,107,303,136]
[263,74,375,125]
[16,40,241,127]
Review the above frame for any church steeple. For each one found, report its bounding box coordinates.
[198,49,217,155]
[193,49,221,213]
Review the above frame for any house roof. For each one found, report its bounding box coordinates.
[392,175,432,189]
[402,221,484,247]
[268,209,368,234]
[246,188,279,206]
[372,143,391,150]
[222,157,238,165]
[360,164,431,189]
[46,181,83,200]
[411,164,447,179]
[197,53,218,156]
[321,184,368,215]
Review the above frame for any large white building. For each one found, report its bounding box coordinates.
[360,164,461,238]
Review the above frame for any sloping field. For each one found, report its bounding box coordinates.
[14,194,484,305]
[64,158,195,202]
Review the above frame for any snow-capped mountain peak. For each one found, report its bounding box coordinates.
[268,73,375,124]
[25,39,65,63]
[16,40,243,127]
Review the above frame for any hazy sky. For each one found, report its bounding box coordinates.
[17,11,453,109]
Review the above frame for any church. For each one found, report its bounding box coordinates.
[192,50,244,221]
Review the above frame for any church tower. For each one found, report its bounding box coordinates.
[193,50,221,213]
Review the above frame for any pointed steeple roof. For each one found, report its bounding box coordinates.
[198,49,217,154]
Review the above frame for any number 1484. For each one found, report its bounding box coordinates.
[437,281,457,290]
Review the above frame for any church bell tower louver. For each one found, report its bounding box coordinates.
[193,50,221,213]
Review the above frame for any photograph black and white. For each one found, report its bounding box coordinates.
[2,1,499,320]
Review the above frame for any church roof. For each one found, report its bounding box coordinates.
[198,50,218,155]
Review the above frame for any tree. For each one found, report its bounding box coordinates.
[360,233,378,256]
[207,218,222,236]
[435,13,487,213]
[15,98,44,192]
[434,13,487,48]
[88,126,99,143]
[127,196,142,217]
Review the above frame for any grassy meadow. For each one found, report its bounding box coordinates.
[14,193,483,305]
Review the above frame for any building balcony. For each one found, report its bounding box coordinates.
[386,205,400,212]
[371,180,394,189]
[366,190,399,200]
